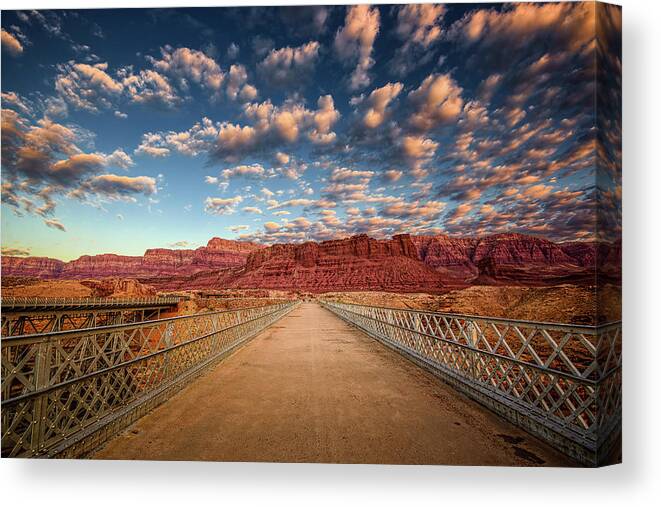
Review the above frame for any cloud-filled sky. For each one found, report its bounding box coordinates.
[1,3,621,261]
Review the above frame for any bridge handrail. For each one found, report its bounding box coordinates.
[320,300,621,466]
[320,298,620,331]
[1,296,182,308]
[1,300,299,458]
[2,301,299,343]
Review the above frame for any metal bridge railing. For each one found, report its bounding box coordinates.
[1,301,298,458]
[1,296,182,309]
[320,300,621,466]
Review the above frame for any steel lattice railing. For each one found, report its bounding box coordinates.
[1,301,298,458]
[1,296,182,309]
[321,300,621,466]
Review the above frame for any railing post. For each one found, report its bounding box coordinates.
[468,321,478,380]
[29,341,51,456]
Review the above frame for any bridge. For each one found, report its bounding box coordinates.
[1,296,181,336]
[1,299,621,466]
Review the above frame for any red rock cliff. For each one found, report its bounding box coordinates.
[2,237,263,279]
[412,233,620,286]
[1,256,65,277]
[236,234,444,292]
[2,233,620,290]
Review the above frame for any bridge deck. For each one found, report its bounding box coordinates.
[94,303,572,466]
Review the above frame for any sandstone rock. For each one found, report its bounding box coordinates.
[236,234,443,292]
[79,278,157,298]
[1,233,621,292]
[1,256,65,277]
[2,237,263,279]
[412,233,620,286]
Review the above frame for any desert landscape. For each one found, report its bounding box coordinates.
[1,3,621,466]
[2,231,621,324]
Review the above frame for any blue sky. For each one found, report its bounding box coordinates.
[1,4,620,261]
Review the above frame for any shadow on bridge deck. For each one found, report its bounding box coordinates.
[94,303,573,466]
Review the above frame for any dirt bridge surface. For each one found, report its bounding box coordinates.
[95,303,572,466]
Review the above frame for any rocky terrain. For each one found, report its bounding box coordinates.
[233,234,443,292]
[412,233,621,286]
[1,237,262,279]
[321,285,621,326]
[1,277,157,298]
[1,232,621,293]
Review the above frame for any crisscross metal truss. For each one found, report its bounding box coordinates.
[321,301,621,466]
[1,296,181,310]
[1,301,297,458]
[2,307,167,336]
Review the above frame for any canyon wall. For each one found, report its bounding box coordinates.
[412,233,620,286]
[235,234,443,292]
[2,237,262,279]
[2,233,621,292]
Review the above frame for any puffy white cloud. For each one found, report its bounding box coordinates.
[449,2,594,53]
[309,95,340,144]
[383,170,403,182]
[71,174,157,200]
[329,168,374,182]
[104,149,134,169]
[216,122,258,154]
[136,117,221,158]
[226,64,248,100]
[334,5,380,90]
[401,135,438,179]
[44,218,66,231]
[504,106,526,127]
[402,135,438,159]
[222,163,266,180]
[238,84,258,102]
[275,152,290,165]
[408,73,464,131]
[212,95,340,158]
[169,240,191,248]
[268,198,315,210]
[1,246,31,257]
[43,96,68,119]
[362,82,403,128]
[1,29,24,57]
[258,41,320,86]
[478,73,503,103]
[395,4,445,48]
[55,62,124,112]
[462,100,490,127]
[391,4,445,76]
[204,195,243,215]
[274,111,300,142]
[1,92,31,116]
[381,199,446,219]
[135,133,171,157]
[2,109,156,220]
[228,225,250,233]
[121,68,180,108]
[242,206,263,214]
[149,46,225,93]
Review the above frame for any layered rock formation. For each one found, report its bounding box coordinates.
[412,233,620,286]
[235,234,443,292]
[2,238,262,279]
[1,256,65,278]
[2,233,621,292]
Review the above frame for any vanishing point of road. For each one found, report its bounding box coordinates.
[95,303,572,466]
